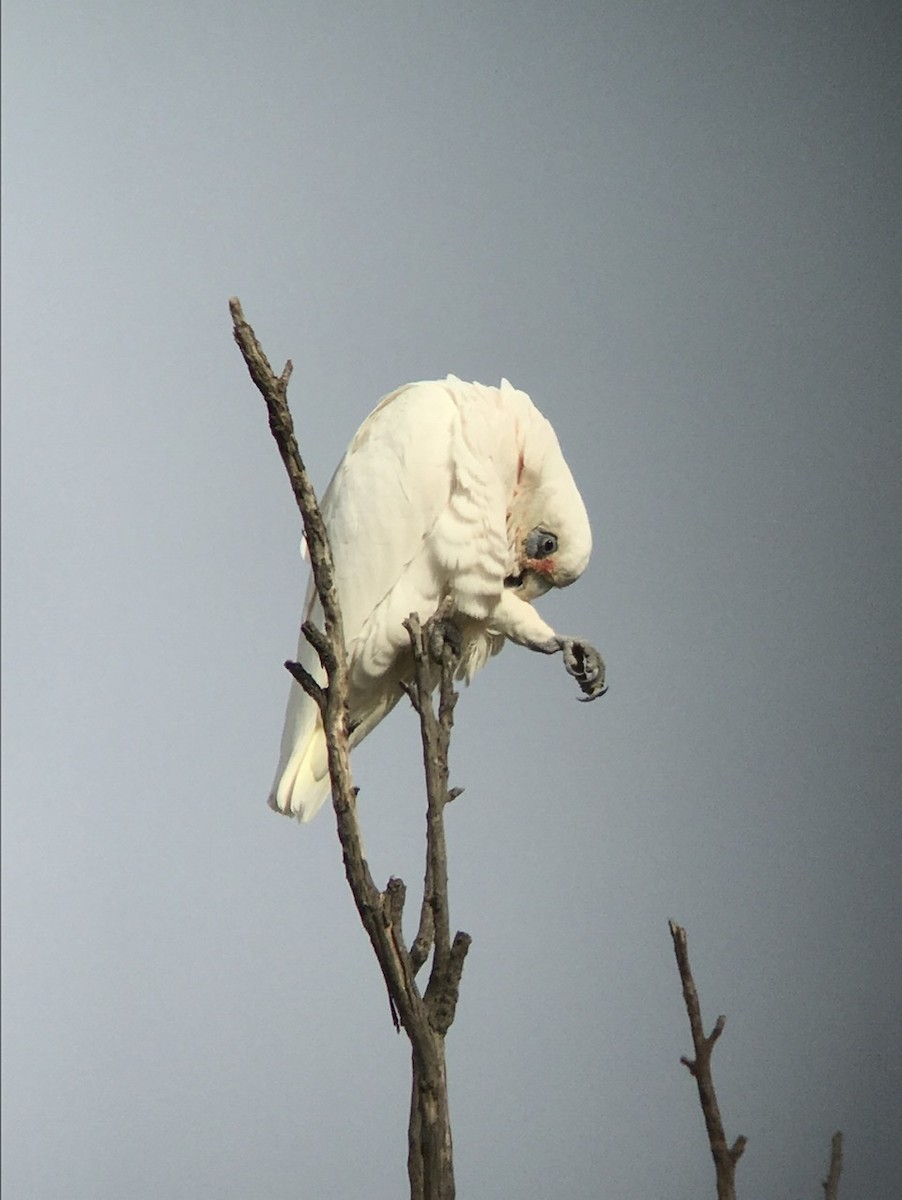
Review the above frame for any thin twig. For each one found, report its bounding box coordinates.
[822,1131,843,1200]
[229,299,344,657]
[669,921,746,1200]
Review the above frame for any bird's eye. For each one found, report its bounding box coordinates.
[525,528,558,560]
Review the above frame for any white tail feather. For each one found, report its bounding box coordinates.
[268,717,331,822]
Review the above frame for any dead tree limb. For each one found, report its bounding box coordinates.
[822,1131,843,1200]
[401,615,472,1193]
[231,299,468,1200]
[669,920,747,1200]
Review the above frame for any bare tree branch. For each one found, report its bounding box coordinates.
[822,1131,843,1200]
[231,298,467,1199]
[669,920,747,1200]
[229,300,344,656]
[405,615,455,973]
[400,613,472,1189]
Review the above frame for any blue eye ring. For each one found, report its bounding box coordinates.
[525,528,558,560]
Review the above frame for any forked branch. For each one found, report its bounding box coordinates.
[669,920,746,1200]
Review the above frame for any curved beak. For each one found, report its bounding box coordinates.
[503,566,555,601]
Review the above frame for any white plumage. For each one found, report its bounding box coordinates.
[270,375,602,821]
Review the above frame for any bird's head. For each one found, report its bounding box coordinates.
[504,418,592,599]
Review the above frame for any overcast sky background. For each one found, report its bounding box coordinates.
[3,2,901,1198]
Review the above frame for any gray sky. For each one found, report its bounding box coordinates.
[3,2,900,1197]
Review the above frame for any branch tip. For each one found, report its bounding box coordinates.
[730,1135,748,1163]
[284,659,326,709]
[709,1014,726,1044]
[822,1130,843,1200]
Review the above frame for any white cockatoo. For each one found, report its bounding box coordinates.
[270,375,605,821]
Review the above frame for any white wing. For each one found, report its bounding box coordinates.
[270,379,509,820]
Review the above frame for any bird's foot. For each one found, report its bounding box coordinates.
[425,615,463,664]
[560,638,607,701]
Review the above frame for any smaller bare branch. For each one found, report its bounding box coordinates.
[229,297,293,397]
[383,876,407,930]
[301,619,338,674]
[404,614,455,972]
[230,297,346,659]
[410,908,436,978]
[284,660,326,711]
[381,878,410,1035]
[425,932,472,1036]
[730,1135,748,1163]
[669,920,745,1200]
[822,1131,843,1200]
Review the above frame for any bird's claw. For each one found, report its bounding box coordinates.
[426,615,463,664]
[560,638,607,701]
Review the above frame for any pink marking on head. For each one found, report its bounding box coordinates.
[526,557,556,577]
